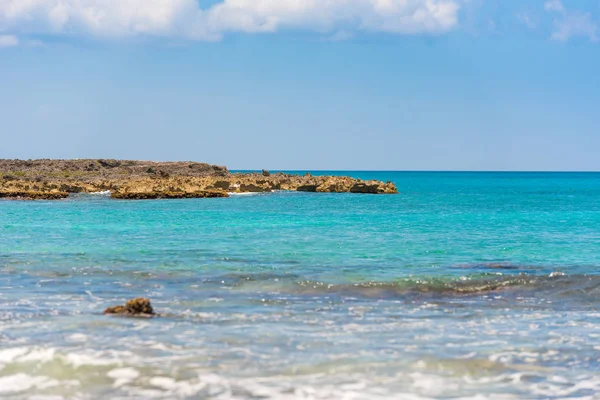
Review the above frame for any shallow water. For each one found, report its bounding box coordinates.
[1,172,600,399]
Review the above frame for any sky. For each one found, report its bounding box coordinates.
[0,0,599,171]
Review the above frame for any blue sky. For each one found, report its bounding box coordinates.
[0,0,599,170]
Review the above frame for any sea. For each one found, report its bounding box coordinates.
[1,171,599,399]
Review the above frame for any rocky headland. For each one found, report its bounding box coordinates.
[0,159,397,199]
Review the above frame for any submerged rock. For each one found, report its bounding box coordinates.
[104,297,155,317]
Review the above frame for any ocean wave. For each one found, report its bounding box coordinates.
[1,345,599,399]
[202,271,600,301]
[3,265,600,301]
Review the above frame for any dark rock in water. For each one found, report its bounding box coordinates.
[350,182,379,194]
[104,297,155,316]
[104,305,126,314]
[125,297,154,314]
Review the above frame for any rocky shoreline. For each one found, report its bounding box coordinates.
[0,190,69,200]
[0,159,397,199]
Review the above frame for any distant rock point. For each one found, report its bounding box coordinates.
[0,159,398,199]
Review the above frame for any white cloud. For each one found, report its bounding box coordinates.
[0,0,461,42]
[0,0,200,37]
[544,0,565,14]
[551,12,598,42]
[0,33,17,47]
[545,0,598,42]
[206,0,460,35]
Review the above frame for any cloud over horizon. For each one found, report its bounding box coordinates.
[0,0,461,44]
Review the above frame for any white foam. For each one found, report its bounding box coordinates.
[147,375,208,397]
[89,190,111,195]
[0,347,56,365]
[0,347,28,363]
[65,350,138,368]
[227,192,263,196]
[108,367,140,388]
[17,348,55,363]
[66,333,88,343]
[108,367,140,380]
[0,374,59,394]
[149,376,176,390]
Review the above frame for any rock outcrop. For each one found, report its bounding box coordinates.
[350,181,397,194]
[0,159,398,199]
[104,297,155,317]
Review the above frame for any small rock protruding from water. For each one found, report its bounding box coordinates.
[104,305,126,314]
[104,297,155,317]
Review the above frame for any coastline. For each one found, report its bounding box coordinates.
[0,159,397,200]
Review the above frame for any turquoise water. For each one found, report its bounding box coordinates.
[1,172,600,399]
